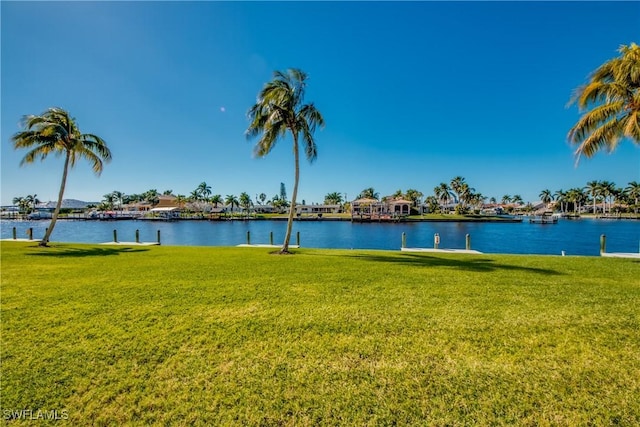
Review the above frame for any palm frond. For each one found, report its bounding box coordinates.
[574,118,623,159]
[567,100,624,143]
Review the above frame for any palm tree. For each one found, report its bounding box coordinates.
[554,190,567,214]
[584,181,600,214]
[450,176,466,204]
[434,183,452,213]
[357,188,379,200]
[599,180,616,215]
[567,43,640,160]
[210,194,223,209]
[143,189,159,206]
[12,196,29,214]
[102,193,116,210]
[239,192,253,217]
[111,191,124,211]
[25,194,40,213]
[458,183,475,209]
[625,181,640,213]
[539,189,553,205]
[566,188,584,214]
[501,194,512,205]
[324,192,343,205]
[225,194,239,215]
[404,189,423,208]
[11,107,111,246]
[258,193,267,205]
[196,182,212,201]
[174,194,188,211]
[512,195,523,206]
[246,69,325,253]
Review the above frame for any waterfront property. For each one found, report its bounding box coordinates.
[351,197,414,221]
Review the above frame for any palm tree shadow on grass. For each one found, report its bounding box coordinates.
[336,252,563,275]
[26,246,150,258]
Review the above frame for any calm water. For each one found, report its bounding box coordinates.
[2,218,639,256]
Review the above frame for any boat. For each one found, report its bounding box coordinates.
[529,215,558,224]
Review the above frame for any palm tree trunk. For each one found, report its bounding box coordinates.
[281,135,299,253]
[40,152,69,246]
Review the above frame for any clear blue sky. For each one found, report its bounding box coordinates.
[2,1,639,206]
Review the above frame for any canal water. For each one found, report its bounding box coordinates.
[2,218,638,256]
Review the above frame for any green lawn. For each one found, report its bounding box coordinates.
[1,242,639,426]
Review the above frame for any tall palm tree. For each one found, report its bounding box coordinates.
[239,192,253,216]
[554,190,567,214]
[11,107,111,246]
[111,191,124,211]
[567,43,640,160]
[434,183,452,213]
[625,181,640,213]
[196,182,212,201]
[599,180,616,215]
[246,69,325,253]
[585,180,601,214]
[539,189,553,205]
[450,176,466,204]
[501,194,512,205]
[25,194,40,213]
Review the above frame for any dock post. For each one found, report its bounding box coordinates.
[246,231,251,245]
[600,234,606,254]
[157,230,161,245]
[466,234,471,251]
[401,232,406,248]
[135,229,140,243]
[296,231,300,247]
[12,227,16,240]
[113,229,118,243]
[28,228,33,240]
[270,231,273,246]
[434,233,440,249]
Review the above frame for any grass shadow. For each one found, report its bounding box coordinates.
[335,252,563,275]
[26,246,150,258]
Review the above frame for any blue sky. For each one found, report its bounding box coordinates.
[2,1,639,206]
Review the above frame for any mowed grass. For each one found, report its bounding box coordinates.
[1,242,639,426]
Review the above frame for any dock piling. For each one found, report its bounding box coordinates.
[296,231,300,247]
[135,229,140,244]
[401,232,406,248]
[434,233,440,249]
[270,231,273,246]
[466,234,471,251]
[600,234,606,254]
[27,228,33,240]
[113,229,118,243]
[246,231,251,245]
[157,230,161,245]
[12,227,16,240]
